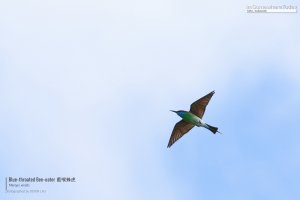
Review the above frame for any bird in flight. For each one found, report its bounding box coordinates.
[167,90,220,148]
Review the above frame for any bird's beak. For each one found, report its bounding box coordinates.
[170,110,176,113]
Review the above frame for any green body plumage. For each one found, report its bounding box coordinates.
[175,110,205,127]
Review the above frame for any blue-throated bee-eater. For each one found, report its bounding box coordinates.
[167,91,220,148]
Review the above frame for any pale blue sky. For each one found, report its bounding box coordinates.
[1,0,300,199]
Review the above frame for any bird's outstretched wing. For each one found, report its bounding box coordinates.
[190,91,215,118]
[167,120,194,148]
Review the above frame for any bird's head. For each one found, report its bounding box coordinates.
[170,110,186,117]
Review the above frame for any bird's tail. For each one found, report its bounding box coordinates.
[205,124,220,134]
